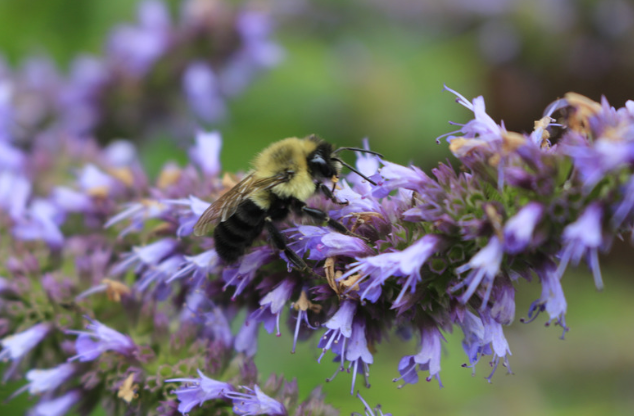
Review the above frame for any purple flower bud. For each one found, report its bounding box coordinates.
[28,390,81,416]
[166,369,234,414]
[67,317,137,361]
[0,323,50,362]
[225,385,287,416]
[503,202,544,254]
[557,202,604,289]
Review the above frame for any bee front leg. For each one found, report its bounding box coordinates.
[264,217,322,279]
[299,206,370,243]
[318,182,348,205]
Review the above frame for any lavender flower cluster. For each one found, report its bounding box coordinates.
[2,80,633,415]
[1,0,281,147]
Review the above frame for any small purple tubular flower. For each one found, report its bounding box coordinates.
[166,369,234,414]
[104,200,170,235]
[249,279,295,336]
[373,160,434,198]
[50,187,93,214]
[0,171,31,220]
[167,249,219,285]
[286,226,372,263]
[12,363,75,397]
[318,301,357,362]
[525,260,568,338]
[451,236,504,307]
[458,309,489,370]
[223,247,274,299]
[503,202,544,254]
[67,317,137,361]
[480,310,512,382]
[342,234,445,304]
[234,316,259,357]
[0,323,50,362]
[344,319,373,395]
[557,202,604,289]
[12,199,65,248]
[393,325,443,387]
[111,238,178,276]
[28,390,81,416]
[225,385,287,416]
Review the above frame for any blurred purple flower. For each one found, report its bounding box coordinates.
[503,202,545,254]
[0,171,31,220]
[12,363,75,397]
[111,238,178,276]
[393,325,443,387]
[557,202,604,289]
[0,323,50,362]
[12,199,65,248]
[28,390,81,416]
[166,369,234,414]
[183,63,226,124]
[67,317,137,361]
[188,130,222,177]
[225,385,287,416]
[234,316,259,358]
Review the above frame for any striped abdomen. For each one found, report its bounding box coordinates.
[213,199,267,263]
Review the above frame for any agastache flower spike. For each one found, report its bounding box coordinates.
[556,202,605,289]
[225,385,287,416]
[166,369,234,414]
[67,317,137,361]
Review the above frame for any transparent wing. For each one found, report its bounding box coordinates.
[193,171,292,236]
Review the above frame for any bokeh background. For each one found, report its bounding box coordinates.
[1,0,634,414]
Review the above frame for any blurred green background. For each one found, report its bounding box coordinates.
[1,0,634,414]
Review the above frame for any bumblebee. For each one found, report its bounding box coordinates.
[193,135,381,272]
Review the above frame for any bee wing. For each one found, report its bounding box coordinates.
[193,171,292,236]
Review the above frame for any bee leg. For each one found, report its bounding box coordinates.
[300,206,370,244]
[318,182,348,205]
[264,217,322,279]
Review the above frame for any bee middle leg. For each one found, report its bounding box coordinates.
[264,217,322,279]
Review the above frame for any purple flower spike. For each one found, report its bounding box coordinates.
[452,236,504,306]
[503,202,544,254]
[166,369,234,414]
[0,323,50,362]
[28,390,81,416]
[557,202,604,289]
[225,385,287,416]
[393,326,443,387]
[249,279,295,336]
[67,317,137,361]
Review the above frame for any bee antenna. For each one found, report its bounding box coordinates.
[331,158,378,186]
[333,147,383,158]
